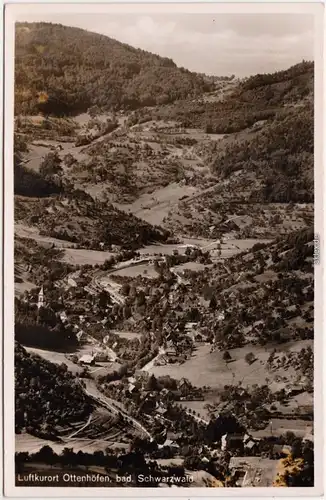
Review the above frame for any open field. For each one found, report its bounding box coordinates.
[15,433,128,456]
[138,238,271,258]
[251,419,313,439]
[179,401,211,420]
[116,182,198,226]
[23,346,83,374]
[110,263,158,279]
[21,139,88,171]
[174,262,208,273]
[61,248,115,266]
[15,279,36,296]
[148,340,313,391]
[156,458,184,467]
[15,223,74,248]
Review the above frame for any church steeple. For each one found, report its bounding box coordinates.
[37,286,44,309]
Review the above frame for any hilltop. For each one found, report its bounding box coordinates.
[15,22,212,115]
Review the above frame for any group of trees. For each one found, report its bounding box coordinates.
[39,151,63,179]
[15,297,78,350]
[16,444,189,487]
[15,343,93,436]
[148,99,277,135]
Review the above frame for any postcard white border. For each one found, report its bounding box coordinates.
[3,1,324,498]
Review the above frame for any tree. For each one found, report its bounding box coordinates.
[123,305,132,320]
[121,283,130,296]
[64,153,76,168]
[291,438,303,459]
[61,447,76,467]
[209,296,217,310]
[136,290,146,307]
[15,452,30,473]
[245,352,256,365]
[39,152,63,179]
[99,290,110,309]
[223,351,232,362]
[36,445,56,465]
[146,374,159,391]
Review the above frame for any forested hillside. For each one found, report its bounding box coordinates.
[15,22,212,115]
[145,61,313,134]
[15,192,170,250]
[15,343,93,436]
[211,104,314,203]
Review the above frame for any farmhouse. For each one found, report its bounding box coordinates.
[94,350,108,362]
[178,378,192,396]
[244,438,260,453]
[76,330,85,342]
[79,354,95,366]
[166,345,178,357]
[68,277,77,287]
[59,311,68,323]
[221,433,245,452]
[128,383,137,393]
[161,439,180,451]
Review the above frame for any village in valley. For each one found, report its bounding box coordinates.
[13,19,314,489]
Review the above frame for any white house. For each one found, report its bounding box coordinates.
[79,354,95,366]
[68,277,77,288]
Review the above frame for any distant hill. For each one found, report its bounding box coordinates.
[240,61,314,99]
[15,22,212,115]
[207,62,314,203]
[147,61,314,134]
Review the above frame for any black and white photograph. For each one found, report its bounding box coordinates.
[3,2,324,496]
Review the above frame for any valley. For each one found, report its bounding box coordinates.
[13,21,314,489]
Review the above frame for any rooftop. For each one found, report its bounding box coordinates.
[78,354,95,364]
